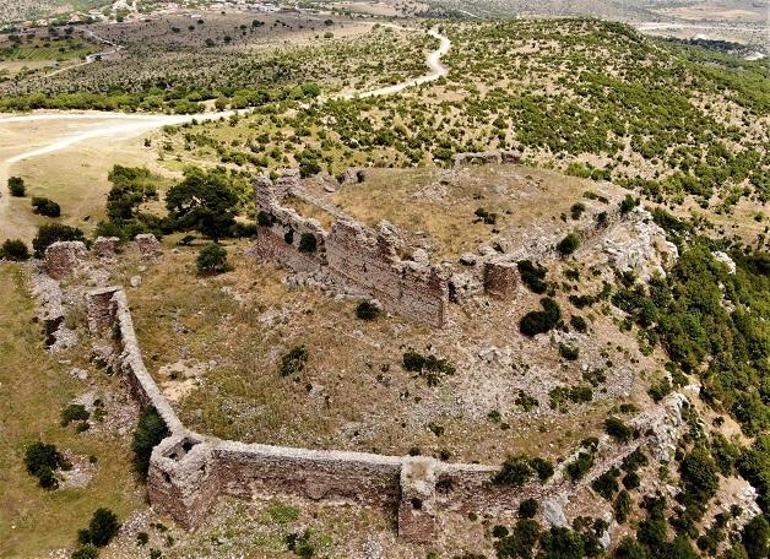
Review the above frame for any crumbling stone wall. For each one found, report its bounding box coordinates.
[325,220,448,327]
[84,285,694,545]
[253,172,449,327]
[44,241,88,279]
[453,150,521,168]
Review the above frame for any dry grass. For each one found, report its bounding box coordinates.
[0,121,169,242]
[323,164,614,260]
[0,263,144,559]
[105,234,650,465]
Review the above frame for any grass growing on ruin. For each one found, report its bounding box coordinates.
[0,264,143,559]
[110,238,645,464]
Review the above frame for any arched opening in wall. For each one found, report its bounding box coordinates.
[163,472,172,484]
[411,498,423,510]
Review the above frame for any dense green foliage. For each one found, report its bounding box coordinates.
[166,167,240,240]
[0,238,30,260]
[196,243,229,275]
[77,508,119,547]
[8,176,25,197]
[402,350,456,386]
[520,297,561,336]
[32,223,86,257]
[31,196,61,217]
[24,441,64,489]
[131,407,169,479]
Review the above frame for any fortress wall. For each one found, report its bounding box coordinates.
[253,174,448,328]
[325,220,448,328]
[213,441,403,509]
[86,286,184,434]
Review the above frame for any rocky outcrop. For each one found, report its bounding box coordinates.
[602,207,678,281]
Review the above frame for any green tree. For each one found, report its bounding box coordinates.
[32,223,86,257]
[166,167,239,240]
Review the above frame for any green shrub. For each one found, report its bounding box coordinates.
[70,545,98,559]
[61,404,90,427]
[570,202,586,220]
[32,223,86,257]
[0,239,30,261]
[592,467,620,500]
[402,350,455,386]
[605,417,634,442]
[493,455,533,487]
[517,260,548,294]
[279,346,308,377]
[131,407,169,479]
[355,301,380,321]
[298,232,317,253]
[257,210,272,227]
[567,451,594,481]
[519,297,561,336]
[556,233,580,256]
[24,441,63,489]
[474,207,497,225]
[8,176,25,197]
[518,498,539,519]
[647,378,672,402]
[196,243,229,275]
[79,508,120,547]
[493,455,553,486]
[613,490,633,524]
[558,343,579,361]
[31,196,61,217]
[570,315,587,333]
[619,194,640,215]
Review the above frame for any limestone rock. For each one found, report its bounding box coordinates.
[713,251,736,274]
[543,498,568,528]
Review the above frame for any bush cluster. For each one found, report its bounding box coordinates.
[519,297,561,336]
[131,407,170,479]
[402,350,455,386]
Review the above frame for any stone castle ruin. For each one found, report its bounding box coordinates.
[249,164,659,324]
[253,170,450,327]
[81,281,690,544]
[30,159,704,546]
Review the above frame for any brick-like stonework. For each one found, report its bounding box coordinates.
[253,172,449,328]
[44,241,88,279]
[84,284,690,545]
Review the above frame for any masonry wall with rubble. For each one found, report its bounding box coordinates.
[78,279,693,544]
[252,171,449,328]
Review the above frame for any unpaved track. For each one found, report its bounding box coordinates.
[0,26,450,237]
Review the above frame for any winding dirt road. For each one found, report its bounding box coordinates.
[0,25,450,238]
